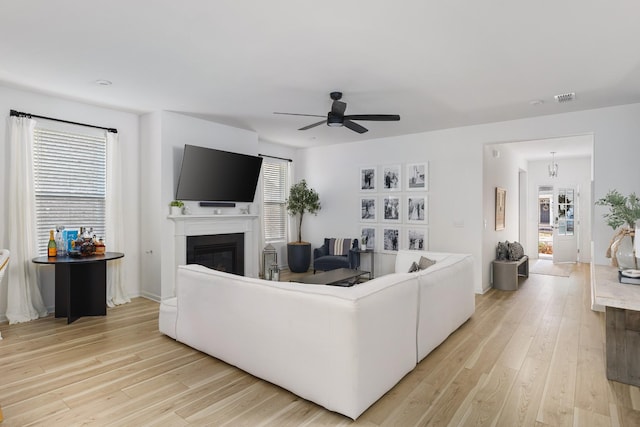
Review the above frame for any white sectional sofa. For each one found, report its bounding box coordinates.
[394,251,475,361]
[159,250,474,419]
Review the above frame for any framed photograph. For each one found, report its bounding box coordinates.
[382,227,401,252]
[359,226,376,250]
[406,162,428,191]
[382,195,401,222]
[406,195,427,224]
[360,166,376,192]
[405,227,428,251]
[360,197,377,222]
[382,164,402,191]
[495,187,506,230]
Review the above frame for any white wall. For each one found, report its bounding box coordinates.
[296,103,640,293]
[139,111,259,300]
[483,144,527,289]
[526,156,592,262]
[139,112,296,300]
[0,84,141,317]
[297,131,483,290]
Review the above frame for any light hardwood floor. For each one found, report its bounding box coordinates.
[1,264,640,426]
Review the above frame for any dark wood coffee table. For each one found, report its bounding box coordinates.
[296,268,370,287]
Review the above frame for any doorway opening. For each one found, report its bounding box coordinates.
[538,186,553,258]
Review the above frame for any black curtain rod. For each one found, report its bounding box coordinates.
[10,109,118,133]
[258,153,292,162]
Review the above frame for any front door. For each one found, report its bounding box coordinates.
[552,187,578,263]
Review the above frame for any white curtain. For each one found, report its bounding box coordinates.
[105,131,130,307]
[6,116,48,323]
[258,163,266,278]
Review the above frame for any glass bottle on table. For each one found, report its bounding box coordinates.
[48,230,57,257]
[56,226,67,257]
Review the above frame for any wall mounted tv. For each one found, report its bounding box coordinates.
[175,145,263,202]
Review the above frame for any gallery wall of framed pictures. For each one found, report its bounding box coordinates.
[359,162,429,253]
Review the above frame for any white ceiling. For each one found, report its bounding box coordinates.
[1,1,639,149]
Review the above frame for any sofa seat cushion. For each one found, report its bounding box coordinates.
[314,255,350,271]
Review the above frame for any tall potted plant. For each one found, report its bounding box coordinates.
[286,179,321,273]
[595,190,640,269]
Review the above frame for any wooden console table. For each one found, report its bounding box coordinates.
[33,252,124,324]
[593,265,640,386]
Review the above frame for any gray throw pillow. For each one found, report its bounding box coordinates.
[508,241,524,261]
[418,256,436,270]
[408,261,419,273]
[496,241,509,260]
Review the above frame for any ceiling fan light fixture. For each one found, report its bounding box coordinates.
[327,113,343,127]
[276,91,399,134]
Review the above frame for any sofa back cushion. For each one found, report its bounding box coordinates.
[328,238,352,256]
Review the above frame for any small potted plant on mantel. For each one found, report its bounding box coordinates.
[286,179,321,273]
[169,200,184,216]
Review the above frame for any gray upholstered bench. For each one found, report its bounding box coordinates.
[491,255,529,291]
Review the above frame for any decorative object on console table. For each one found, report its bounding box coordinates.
[595,190,640,269]
[619,269,640,285]
[286,179,321,273]
[495,187,506,231]
[169,200,184,216]
[47,229,57,257]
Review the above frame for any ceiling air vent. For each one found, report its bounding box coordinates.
[554,92,575,103]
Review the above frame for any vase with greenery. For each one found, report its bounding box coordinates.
[595,190,640,269]
[286,179,321,272]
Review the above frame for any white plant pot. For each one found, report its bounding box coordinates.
[170,206,182,216]
[360,244,367,251]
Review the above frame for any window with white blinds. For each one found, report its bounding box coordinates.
[262,160,289,243]
[33,128,107,254]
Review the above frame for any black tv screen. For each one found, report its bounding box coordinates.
[175,145,263,202]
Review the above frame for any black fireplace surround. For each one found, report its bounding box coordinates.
[186,233,244,276]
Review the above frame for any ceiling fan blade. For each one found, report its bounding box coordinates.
[331,100,347,116]
[343,120,368,134]
[299,120,326,131]
[344,114,400,121]
[273,112,325,118]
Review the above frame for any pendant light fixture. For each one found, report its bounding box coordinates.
[548,151,558,178]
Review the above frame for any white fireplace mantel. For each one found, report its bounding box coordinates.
[166,214,260,296]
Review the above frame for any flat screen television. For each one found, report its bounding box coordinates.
[175,145,263,202]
